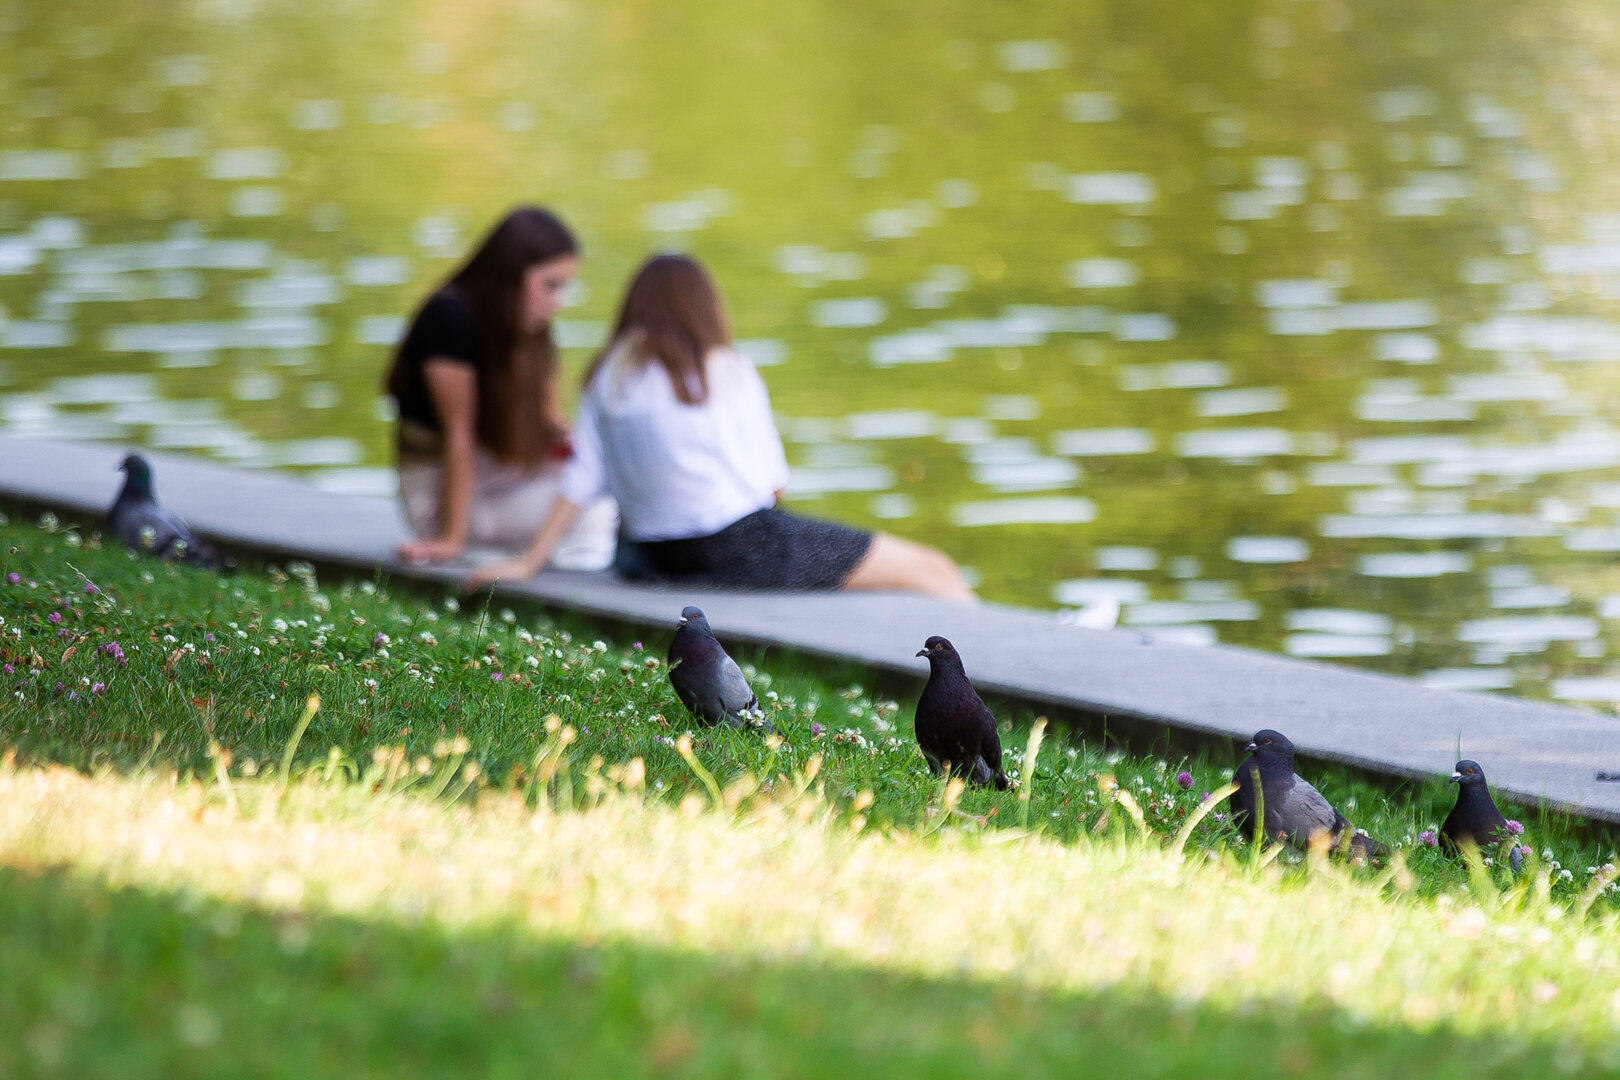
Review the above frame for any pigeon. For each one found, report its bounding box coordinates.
[109,453,221,568]
[1440,759,1512,855]
[913,636,1009,790]
[1230,729,1384,860]
[666,606,766,729]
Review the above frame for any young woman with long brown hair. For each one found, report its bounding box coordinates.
[387,206,615,569]
[465,253,974,600]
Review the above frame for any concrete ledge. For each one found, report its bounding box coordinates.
[3,434,1618,823]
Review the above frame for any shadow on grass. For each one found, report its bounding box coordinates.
[0,866,1600,1080]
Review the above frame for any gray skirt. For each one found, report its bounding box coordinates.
[624,508,873,591]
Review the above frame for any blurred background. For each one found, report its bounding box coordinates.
[3,0,1620,699]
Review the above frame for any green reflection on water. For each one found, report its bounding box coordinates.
[5,0,1620,698]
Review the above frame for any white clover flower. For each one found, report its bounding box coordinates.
[501,609,516,624]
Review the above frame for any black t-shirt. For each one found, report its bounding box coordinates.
[391,290,485,432]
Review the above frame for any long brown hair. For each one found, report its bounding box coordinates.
[387,206,577,464]
[588,254,731,405]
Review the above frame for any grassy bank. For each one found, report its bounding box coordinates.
[3,750,1620,1078]
[2,509,1620,1075]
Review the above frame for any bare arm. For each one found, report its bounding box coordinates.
[398,360,477,563]
[462,496,583,591]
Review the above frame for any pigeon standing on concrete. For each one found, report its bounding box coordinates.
[1440,759,1512,854]
[1230,729,1384,860]
[666,606,766,729]
[109,453,220,568]
[913,636,1009,790]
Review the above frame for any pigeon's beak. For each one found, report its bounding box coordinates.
[915,648,928,658]
[677,617,688,626]
[1449,771,1462,783]
[1244,742,1257,753]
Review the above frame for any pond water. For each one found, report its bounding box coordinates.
[5,0,1620,703]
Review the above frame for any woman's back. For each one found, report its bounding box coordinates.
[569,343,788,542]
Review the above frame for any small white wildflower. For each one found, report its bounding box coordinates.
[271,619,288,632]
[443,597,459,613]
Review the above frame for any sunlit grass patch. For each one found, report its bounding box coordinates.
[2,747,1620,1076]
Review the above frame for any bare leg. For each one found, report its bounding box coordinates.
[841,532,978,603]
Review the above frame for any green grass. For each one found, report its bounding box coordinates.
[3,507,1620,1077]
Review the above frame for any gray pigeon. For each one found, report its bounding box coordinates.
[1441,759,1512,855]
[913,636,1009,790]
[666,606,766,729]
[109,453,220,568]
[1230,729,1384,860]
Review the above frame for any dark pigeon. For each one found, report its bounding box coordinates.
[1230,729,1385,860]
[1440,759,1512,855]
[109,453,221,568]
[913,636,1009,790]
[666,606,766,729]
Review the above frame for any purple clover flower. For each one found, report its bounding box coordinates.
[204,632,216,643]
[83,582,99,595]
[372,632,387,649]
[4,573,18,586]
[1506,820,1524,835]
[810,723,823,737]
[1176,771,1193,790]
[91,682,105,695]
[47,612,63,625]
[1,664,11,675]
[53,681,65,693]
[1419,829,1438,847]
[490,672,504,682]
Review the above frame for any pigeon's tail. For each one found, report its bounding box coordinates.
[176,537,231,572]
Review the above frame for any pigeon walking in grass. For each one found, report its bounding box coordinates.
[913,636,1009,790]
[109,453,220,568]
[1440,759,1512,855]
[666,606,766,729]
[1230,729,1384,860]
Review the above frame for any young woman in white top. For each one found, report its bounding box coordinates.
[465,254,975,601]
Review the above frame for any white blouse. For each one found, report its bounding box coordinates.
[559,343,792,541]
